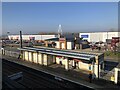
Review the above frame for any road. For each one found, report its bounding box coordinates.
[2,59,93,89]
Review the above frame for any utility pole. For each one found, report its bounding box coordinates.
[18,31,23,59]
[20,31,22,48]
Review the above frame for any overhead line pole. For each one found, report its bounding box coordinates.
[20,31,23,48]
[19,31,23,59]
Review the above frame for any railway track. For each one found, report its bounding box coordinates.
[3,61,64,88]
[2,59,93,89]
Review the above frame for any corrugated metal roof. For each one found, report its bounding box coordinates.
[18,47,96,62]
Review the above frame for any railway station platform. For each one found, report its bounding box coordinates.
[2,55,120,89]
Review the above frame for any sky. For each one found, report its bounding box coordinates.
[2,2,118,35]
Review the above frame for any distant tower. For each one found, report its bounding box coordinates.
[58,24,62,38]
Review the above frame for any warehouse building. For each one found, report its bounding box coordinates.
[79,32,120,42]
[8,34,58,41]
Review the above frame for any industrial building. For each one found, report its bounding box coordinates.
[8,35,58,41]
[79,32,120,42]
[18,47,104,79]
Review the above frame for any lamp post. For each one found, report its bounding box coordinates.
[7,32,11,56]
[7,31,9,42]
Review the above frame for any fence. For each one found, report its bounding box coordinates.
[4,50,20,58]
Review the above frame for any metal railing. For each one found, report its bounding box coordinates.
[4,50,20,58]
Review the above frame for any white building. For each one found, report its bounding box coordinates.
[8,34,58,41]
[55,41,74,50]
[79,32,120,42]
[45,37,75,50]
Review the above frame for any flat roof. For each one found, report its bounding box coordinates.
[45,37,75,42]
[45,38,59,41]
[18,47,97,62]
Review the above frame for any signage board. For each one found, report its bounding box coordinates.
[81,35,89,38]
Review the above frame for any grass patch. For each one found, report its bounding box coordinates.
[104,51,120,58]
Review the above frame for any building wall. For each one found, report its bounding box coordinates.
[56,57,62,64]
[79,32,120,42]
[47,55,53,65]
[28,52,33,62]
[56,57,60,64]
[56,57,66,65]
[33,52,38,63]
[90,33,103,42]
[24,51,28,61]
[67,42,74,50]
[8,35,57,41]
[78,61,89,70]
[38,53,43,64]
[55,41,60,48]
[61,43,65,49]
[55,41,74,50]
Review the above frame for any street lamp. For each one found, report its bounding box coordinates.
[7,32,11,56]
[7,32,10,39]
